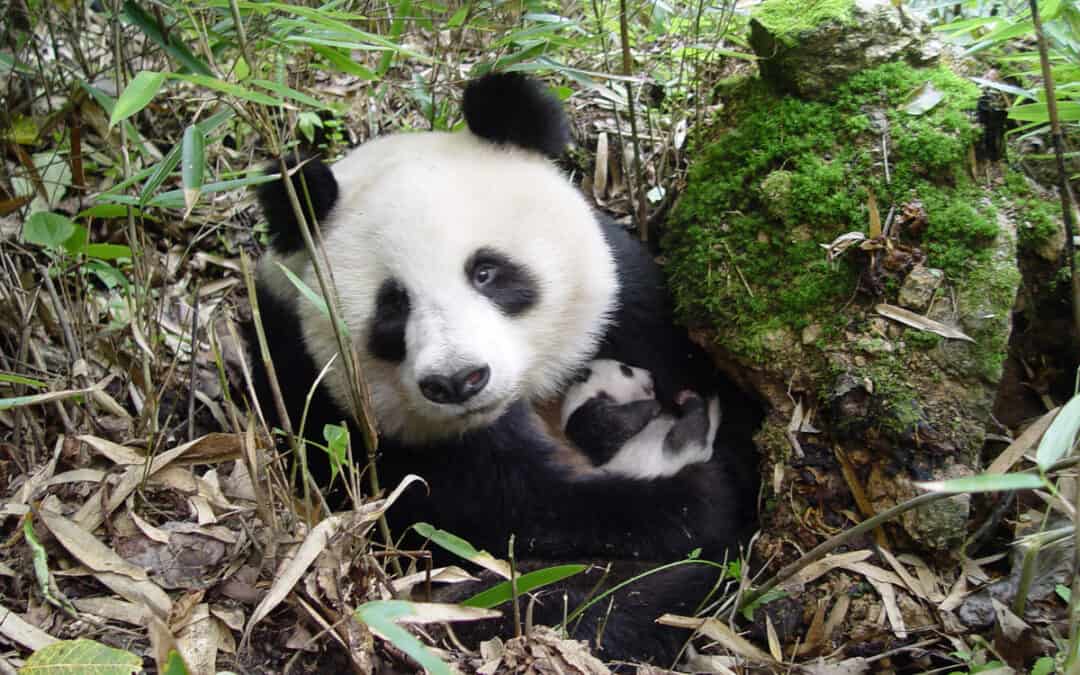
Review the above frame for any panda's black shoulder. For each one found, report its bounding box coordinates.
[255,154,339,254]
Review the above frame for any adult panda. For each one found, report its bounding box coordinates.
[249,73,758,663]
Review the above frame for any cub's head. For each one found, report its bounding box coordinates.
[560,359,655,430]
[256,74,618,442]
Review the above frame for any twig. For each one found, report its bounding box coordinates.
[1028,0,1079,347]
[618,0,648,242]
[187,285,200,443]
[509,534,521,638]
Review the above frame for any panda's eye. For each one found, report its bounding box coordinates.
[465,247,539,315]
[472,263,498,287]
[619,364,634,378]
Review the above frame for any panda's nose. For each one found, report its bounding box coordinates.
[419,365,490,404]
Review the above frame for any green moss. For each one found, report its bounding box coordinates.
[1003,172,1061,253]
[751,0,854,46]
[922,188,999,276]
[959,257,1021,381]
[905,329,943,350]
[866,355,922,436]
[664,62,987,366]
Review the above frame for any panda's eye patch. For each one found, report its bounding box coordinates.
[465,248,539,316]
[619,364,634,378]
[368,278,410,362]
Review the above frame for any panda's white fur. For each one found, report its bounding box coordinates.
[258,132,619,444]
[562,359,721,478]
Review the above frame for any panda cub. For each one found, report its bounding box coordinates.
[561,359,721,478]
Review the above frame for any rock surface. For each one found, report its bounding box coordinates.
[749,0,944,98]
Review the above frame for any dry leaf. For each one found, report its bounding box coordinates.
[39,508,172,618]
[656,614,775,664]
[0,602,58,651]
[875,303,975,342]
[593,132,609,202]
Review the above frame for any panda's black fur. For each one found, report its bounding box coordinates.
[247,73,761,665]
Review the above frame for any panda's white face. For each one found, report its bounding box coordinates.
[261,132,619,443]
[560,359,655,429]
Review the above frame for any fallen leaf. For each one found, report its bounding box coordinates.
[875,303,974,342]
[656,614,776,664]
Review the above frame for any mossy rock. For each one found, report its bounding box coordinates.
[663,60,1030,550]
[749,0,944,98]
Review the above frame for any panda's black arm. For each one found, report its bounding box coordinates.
[564,398,661,465]
[379,404,745,563]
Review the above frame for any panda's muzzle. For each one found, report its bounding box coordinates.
[418,365,491,405]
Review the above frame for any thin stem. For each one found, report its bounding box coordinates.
[1028,0,1079,345]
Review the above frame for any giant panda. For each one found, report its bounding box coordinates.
[248,73,759,664]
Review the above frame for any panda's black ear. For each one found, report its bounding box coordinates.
[256,154,339,254]
[463,73,570,159]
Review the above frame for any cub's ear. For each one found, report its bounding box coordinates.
[463,73,570,159]
[256,154,338,254]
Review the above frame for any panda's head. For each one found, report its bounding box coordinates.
[560,359,656,430]
[256,74,619,443]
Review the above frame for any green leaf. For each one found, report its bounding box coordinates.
[181,124,206,214]
[322,424,349,483]
[0,373,47,389]
[122,1,213,76]
[251,79,332,109]
[21,638,141,674]
[1040,0,1063,21]
[1010,101,1080,122]
[170,73,287,106]
[412,523,511,578]
[740,588,787,621]
[275,262,330,317]
[353,601,452,675]
[379,0,412,75]
[77,204,145,220]
[140,144,183,206]
[447,5,469,27]
[23,212,76,248]
[1031,656,1057,675]
[61,224,89,256]
[915,472,1046,494]
[1056,583,1071,602]
[110,71,166,127]
[1037,394,1080,470]
[84,261,129,290]
[463,564,586,608]
[310,45,378,80]
[83,244,133,261]
[161,650,189,675]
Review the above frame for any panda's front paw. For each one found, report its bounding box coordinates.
[674,389,705,414]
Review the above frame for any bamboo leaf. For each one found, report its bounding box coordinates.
[110,71,166,127]
[122,1,213,76]
[353,602,453,675]
[1009,101,1080,122]
[169,74,287,106]
[412,523,512,578]
[915,472,1046,493]
[1036,393,1080,471]
[21,638,141,674]
[463,564,586,608]
[181,124,205,214]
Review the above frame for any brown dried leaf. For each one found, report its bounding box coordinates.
[39,509,172,618]
[875,303,975,342]
[656,614,776,664]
